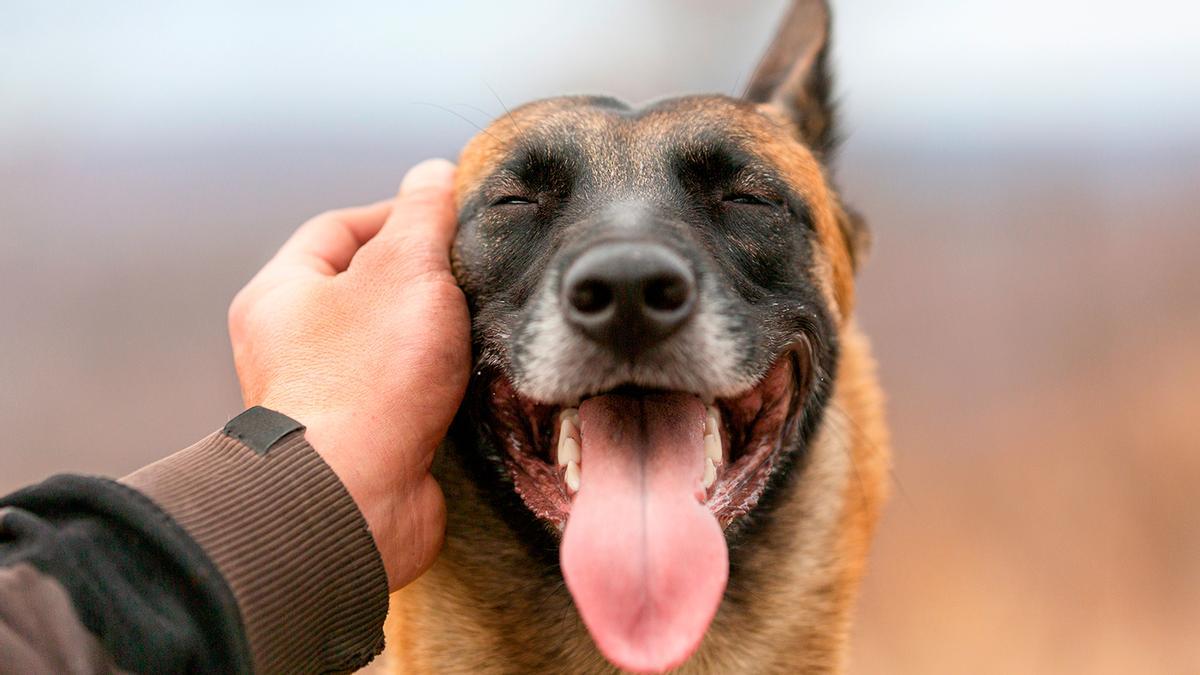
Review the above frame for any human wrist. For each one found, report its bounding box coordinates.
[283,409,430,590]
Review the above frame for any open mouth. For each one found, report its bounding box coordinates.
[477,345,809,672]
[485,346,807,532]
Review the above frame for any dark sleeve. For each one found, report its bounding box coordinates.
[0,407,390,674]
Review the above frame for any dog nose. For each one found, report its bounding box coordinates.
[561,242,696,354]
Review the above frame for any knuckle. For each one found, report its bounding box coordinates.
[351,238,398,269]
[401,266,455,291]
[312,209,343,225]
[227,289,250,331]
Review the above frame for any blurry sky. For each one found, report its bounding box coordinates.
[2,2,1199,673]
[3,0,1199,150]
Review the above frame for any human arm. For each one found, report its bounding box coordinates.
[0,159,469,673]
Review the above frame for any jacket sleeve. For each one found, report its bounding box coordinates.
[0,406,390,674]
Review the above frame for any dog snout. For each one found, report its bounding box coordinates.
[561,241,696,355]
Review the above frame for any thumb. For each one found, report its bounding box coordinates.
[358,158,458,281]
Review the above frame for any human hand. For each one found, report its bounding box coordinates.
[227,159,469,591]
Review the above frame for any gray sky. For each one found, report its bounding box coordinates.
[3,0,1198,152]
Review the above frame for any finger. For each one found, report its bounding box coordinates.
[357,159,458,280]
[267,199,393,277]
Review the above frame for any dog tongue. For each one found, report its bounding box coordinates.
[561,392,728,673]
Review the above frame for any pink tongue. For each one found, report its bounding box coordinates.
[561,393,728,673]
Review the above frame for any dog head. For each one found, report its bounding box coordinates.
[448,1,867,671]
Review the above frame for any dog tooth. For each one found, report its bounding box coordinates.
[565,460,581,493]
[705,406,720,436]
[558,415,578,447]
[704,432,722,465]
[702,457,717,489]
[558,435,581,467]
[561,407,580,427]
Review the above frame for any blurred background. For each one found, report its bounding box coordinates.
[2,1,1197,672]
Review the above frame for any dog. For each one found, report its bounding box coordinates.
[385,1,888,672]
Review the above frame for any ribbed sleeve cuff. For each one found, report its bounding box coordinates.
[122,408,389,673]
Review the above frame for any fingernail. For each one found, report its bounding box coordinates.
[400,158,456,194]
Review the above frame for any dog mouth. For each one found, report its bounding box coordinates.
[477,345,808,672]
[485,347,806,531]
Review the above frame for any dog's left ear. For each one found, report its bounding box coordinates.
[744,0,837,157]
[746,0,870,271]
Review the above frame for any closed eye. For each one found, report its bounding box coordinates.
[492,195,537,206]
[723,193,777,207]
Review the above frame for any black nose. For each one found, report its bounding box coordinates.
[561,242,696,354]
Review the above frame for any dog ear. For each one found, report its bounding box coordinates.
[744,0,837,157]
[747,1,868,272]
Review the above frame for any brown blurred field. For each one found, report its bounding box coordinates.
[846,150,1200,674]
[2,2,1198,672]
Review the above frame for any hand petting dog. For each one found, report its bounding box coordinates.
[227,158,470,591]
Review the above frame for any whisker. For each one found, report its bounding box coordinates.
[483,80,528,144]
[808,355,879,515]
[823,401,870,515]
[448,102,499,125]
[410,101,501,143]
[728,67,746,99]
[826,396,914,513]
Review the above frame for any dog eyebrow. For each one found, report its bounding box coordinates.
[483,144,581,199]
[672,138,810,221]
[674,138,775,182]
[457,145,583,219]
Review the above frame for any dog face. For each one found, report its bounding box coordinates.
[446,2,867,671]
[453,93,858,517]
